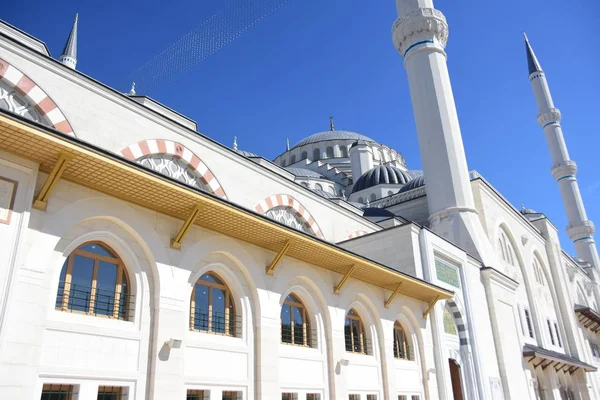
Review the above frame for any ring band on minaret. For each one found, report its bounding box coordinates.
[392,8,449,61]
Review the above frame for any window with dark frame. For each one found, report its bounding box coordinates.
[97,386,127,400]
[281,294,311,347]
[393,321,410,360]
[190,272,236,336]
[306,394,321,400]
[281,393,297,400]
[40,384,77,400]
[524,308,534,338]
[590,342,600,358]
[554,322,562,347]
[547,319,555,345]
[348,395,360,400]
[186,390,209,400]
[367,395,378,400]
[56,242,131,320]
[222,391,243,400]
[345,308,368,354]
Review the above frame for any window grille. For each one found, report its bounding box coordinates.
[97,386,128,400]
[345,309,369,354]
[41,384,77,400]
[190,273,239,336]
[281,294,315,347]
[393,322,410,360]
[554,322,562,347]
[524,308,534,338]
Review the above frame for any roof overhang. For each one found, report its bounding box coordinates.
[575,304,600,333]
[0,111,453,304]
[523,344,596,374]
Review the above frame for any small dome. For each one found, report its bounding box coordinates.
[235,149,258,158]
[352,165,414,193]
[293,130,374,149]
[285,167,326,179]
[398,174,425,193]
[519,205,539,215]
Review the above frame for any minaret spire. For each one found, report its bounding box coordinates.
[525,34,600,269]
[60,13,79,70]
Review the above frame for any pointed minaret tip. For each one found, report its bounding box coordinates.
[233,136,238,151]
[524,32,542,75]
[60,13,79,70]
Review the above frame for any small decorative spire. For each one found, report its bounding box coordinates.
[286,138,290,151]
[366,198,370,207]
[521,202,525,211]
[128,82,136,96]
[329,116,335,131]
[60,13,79,70]
[233,136,238,151]
[524,32,543,75]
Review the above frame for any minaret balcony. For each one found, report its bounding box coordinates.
[551,160,577,181]
[537,108,562,127]
[392,7,448,57]
[567,220,595,241]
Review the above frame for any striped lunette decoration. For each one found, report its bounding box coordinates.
[347,231,368,240]
[446,300,468,346]
[255,194,324,239]
[119,139,227,199]
[0,58,75,136]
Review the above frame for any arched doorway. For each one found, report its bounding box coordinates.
[449,359,464,400]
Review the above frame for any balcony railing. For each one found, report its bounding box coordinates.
[281,325,318,348]
[55,281,134,320]
[190,308,242,337]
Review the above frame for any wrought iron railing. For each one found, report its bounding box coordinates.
[281,325,318,348]
[55,281,134,320]
[190,308,242,337]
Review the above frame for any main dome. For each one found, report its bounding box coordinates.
[292,130,374,149]
[352,164,414,193]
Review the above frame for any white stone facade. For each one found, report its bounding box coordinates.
[0,1,600,399]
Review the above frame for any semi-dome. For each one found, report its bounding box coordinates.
[235,149,258,158]
[519,204,539,215]
[285,167,326,179]
[352,164,414,193]
[293,130,374,149]
[398,174,425,193]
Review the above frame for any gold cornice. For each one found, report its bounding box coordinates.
[0,113,453,304]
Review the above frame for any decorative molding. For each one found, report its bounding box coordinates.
[567,220,595,242]
[347,230,368,240]
[0,58,75,136]
[521,234,529,246]
[435,258,460,288]
[392,8,448,57]
[537,108,561,127]
[551,160,577,181]
[255,194,324,239]
[119,139,227,199]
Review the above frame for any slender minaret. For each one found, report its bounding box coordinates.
[60,14,78,70]
[525,34,600,269]
[391,0,494,262]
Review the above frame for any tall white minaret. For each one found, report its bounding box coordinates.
[525,34,600,269]
[391,0,493,261]
[60,14,78,70]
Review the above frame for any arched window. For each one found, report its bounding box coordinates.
[282,159,287,167]
[345,308,368,354]
[301,182,309,188]
[387,190,394,196]
[291,155,296,164]
[340,146,348,158]
[533,257,545,286]
[301,151,308,160]
[190,272,236,336]
[369,193,377,202]
[315,183,323,191]
[326,147,334,159]
[266,206,311,234]
[281,294,311,346]
[56,242,131,320]
[497,230,516,267]
[357,197,364,204]
[393,321,411,360]
[138,155,208,191]
[443,308,457,336]
[313,149,320,161]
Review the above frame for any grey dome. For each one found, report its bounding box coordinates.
[285,167,326,179]
[520,206,539,215]
[398,174,425,193]
[352,165,414,193]
[293,130,374,149]
[235,149,258,158]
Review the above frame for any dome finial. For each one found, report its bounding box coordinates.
[329,116,335,131]
[286,138,290,151]
[233,136,238,151]
[128,82,136,96]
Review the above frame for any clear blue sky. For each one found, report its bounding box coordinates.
[4,0,599,257]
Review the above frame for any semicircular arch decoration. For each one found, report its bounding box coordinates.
[347,231,368,240]
[0,58,75,136]
[255,194,324,239]
[119,139,227,199]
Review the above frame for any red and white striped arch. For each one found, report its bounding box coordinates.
[119,139,227,199]
[0,58,75,136]
[346,231,368,240]
[255,194,324,239]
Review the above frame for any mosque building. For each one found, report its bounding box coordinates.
[0,0,599,399]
